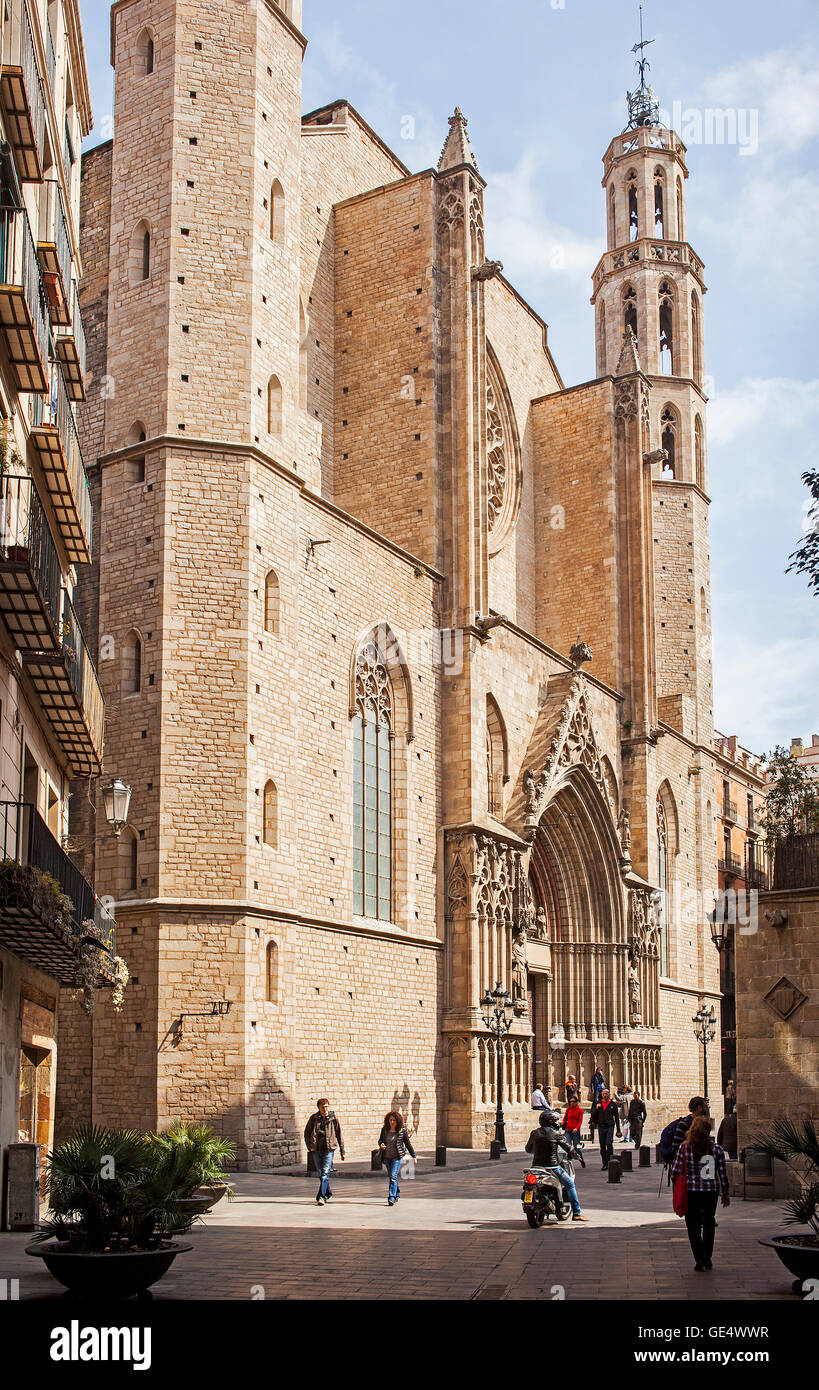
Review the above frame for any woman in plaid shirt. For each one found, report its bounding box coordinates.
[670,1115,731,1271]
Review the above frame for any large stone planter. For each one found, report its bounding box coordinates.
[759,1234,819,1296]
[176,1183,229,1225]
[26,1241,192,1299]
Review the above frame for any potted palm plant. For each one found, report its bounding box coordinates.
[756,1115,819,1296]
[148,1122,235,1223]
[26,1125,193,1299]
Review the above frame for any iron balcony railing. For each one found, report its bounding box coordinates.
[756,834,819,892]
[722,800,738,823]
[55,279,87,399]
[0,799,115,953]
[0,203,50,389]
[43,15,55,94]
[0,0,46,181]
[37,178,72,319]
[59,588,104,757]
[0,471,62,637]
[32,355,92,561]
[718,853,742,877]
[62,117,75,189]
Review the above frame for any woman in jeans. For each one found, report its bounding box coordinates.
[378,1110,417,1206]
[670,1115,730,1271]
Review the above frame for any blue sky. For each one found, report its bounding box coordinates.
[78,0,819,756]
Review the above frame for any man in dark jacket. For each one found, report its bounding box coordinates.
[590,1088,621,1168]
[525,1113,589,1221]
[671,1096,709,1160]
[628,1091,647,1149]
[304,1098,346,1205]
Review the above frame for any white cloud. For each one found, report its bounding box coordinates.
[708,377,819,447]
[484,149,603,284]
[305,20,442,171]
[713,630,819,755]
[698,49,819,158]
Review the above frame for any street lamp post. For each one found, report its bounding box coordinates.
[692,1003,717,1111]
[480,981,515,1153]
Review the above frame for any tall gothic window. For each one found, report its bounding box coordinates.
[486,695,506,817]
[658,282,674,374]
[691,291,702,385]
[623,285,638,343]
[607,184,616,246]
[694,413,705,490]
[654,168,665,237]
[676,177,685,240]
[660,405,677,477]
[656,798,670,975]
[269,180,285,244]
[263,780,278,848]
[627,170,639,241]
[352,640,392,920]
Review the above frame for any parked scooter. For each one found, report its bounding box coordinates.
[521,1151,575,1228]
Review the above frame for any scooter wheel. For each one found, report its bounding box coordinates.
[555,1204,573,1222]
[526,1209,546,1228]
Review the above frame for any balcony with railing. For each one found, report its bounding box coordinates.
[0,800,115,983]
[54,281,86,399]
[43,14,55,94]
[0,0,46,182]
[722,799,738,824]
[30,357,92,563]
[37,179,72,325]
[0,204,50,391]
[718,852,743,877]
[20,588,103,776]
[0,472,62,651]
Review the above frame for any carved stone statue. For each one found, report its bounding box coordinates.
[534,906,549,941]
[619,806,631,855]
[628,959,642,1025]
[570,638,593,670]
[512,927,528,1015]
[472,259,504,282]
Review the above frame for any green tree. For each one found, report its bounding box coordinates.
[761,744,819,850]
[787,469,819,595]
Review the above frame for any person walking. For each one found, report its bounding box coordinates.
[378,1109,416,1206]
[304,1097,346,1205]
[670,1115,730,1271]
[616,1085,633,1143]
[628,1091,647,1149]
[564,1074,579,1104]
[716,1108,738,1159]
[561,1098,586,1166]
[525,1112,590,1222]
[724,1079,736,1115]
[590,1067,606,1104]
[590,1088,621,1168]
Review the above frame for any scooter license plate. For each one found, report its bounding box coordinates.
[524,1190,534,1204]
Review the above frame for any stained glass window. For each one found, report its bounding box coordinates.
[353,640,392,920]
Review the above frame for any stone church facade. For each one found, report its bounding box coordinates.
[55,0,721,1162]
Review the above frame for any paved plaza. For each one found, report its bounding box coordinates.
[0,1149,798,1302]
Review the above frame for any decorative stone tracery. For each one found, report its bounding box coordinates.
[521,676,616,837]
[485,348,521,552]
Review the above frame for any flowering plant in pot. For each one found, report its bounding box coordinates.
[755,1115,819,1297]
[26,1125,194,1299]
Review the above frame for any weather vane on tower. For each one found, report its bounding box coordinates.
[626,4,661,130]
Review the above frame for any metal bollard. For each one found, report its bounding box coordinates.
[435,1145,447,1166]
[489,1140,502,1160]
[619,1149,633,1172]
[607,1158,621,1183]
[639,1146,651,1167]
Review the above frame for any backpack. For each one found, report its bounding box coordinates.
[659,1116,685,1164]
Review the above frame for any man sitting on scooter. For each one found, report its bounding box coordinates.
[525,1112,590,1222]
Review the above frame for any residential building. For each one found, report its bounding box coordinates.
[0,0,111,1203]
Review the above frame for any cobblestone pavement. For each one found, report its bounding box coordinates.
[0,1149,797,1302]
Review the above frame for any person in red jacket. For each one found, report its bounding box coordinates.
[561,1100,586,1167]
